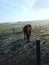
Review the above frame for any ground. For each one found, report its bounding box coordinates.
[0,23,49,65]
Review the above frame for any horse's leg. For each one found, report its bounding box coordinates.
[29,30,31,41]
[26,32,30,42]
[26,31,31,42]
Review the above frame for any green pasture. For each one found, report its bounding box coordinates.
[0,23,24,33]
[0,23,49,65]
[0,23,49,47]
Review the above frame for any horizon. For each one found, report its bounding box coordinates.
[0,0,49,23]
[0,19,49,24]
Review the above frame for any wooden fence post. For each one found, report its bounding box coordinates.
[36,39,41,65]
[13,27,15,34]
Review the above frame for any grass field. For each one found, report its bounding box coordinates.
[0,22,49,65]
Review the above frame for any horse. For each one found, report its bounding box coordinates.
[23,24,32,42]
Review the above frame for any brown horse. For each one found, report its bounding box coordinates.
[23,24,32,42]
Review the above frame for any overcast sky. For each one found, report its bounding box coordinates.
[0,0,49,23]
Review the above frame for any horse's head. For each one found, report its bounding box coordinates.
[27,24,32,31]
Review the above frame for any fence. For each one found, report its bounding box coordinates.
[36,39,41,65]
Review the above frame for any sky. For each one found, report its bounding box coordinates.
[0,0,49,23]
